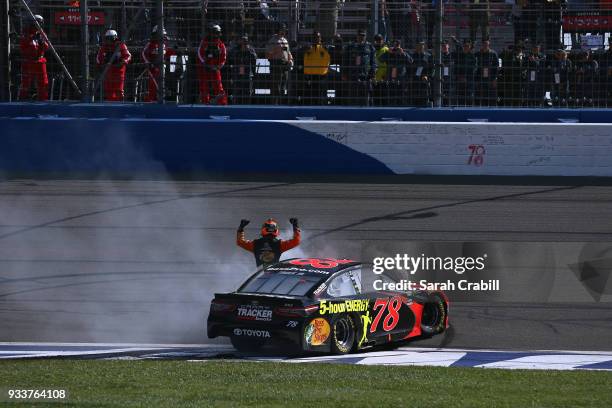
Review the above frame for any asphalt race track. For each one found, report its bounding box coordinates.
[1,179,612,353]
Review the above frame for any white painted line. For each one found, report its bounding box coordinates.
[477,354,612,370]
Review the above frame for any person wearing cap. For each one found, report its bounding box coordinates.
[409,40,432,106]
[379,39,413,105]
[454,39,477,106]
[141,25,176,102]
[18,14,49,101]
[198,24,227,105]
[266,23,293,105]
[299,31,331,105]
[236,218,301,267]
[475,39,499,106]
[525,42,545,107]
[341,28,376,105]
[546,46,572,107]
[96,29,132,101]
[227,34,258,104]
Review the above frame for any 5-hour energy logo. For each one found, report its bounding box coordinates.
[319,299,369,315]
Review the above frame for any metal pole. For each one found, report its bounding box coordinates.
[121,1,127,40]
[0,0,10,101]
[290,0,298,43]
[80,0,90,102]
[434,0,443,107]
[372,0,378,37]
[19,0,82,96]
[156,0,165,103]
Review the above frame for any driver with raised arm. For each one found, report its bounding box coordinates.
[237,218,300,267]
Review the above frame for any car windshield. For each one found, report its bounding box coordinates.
[359,265,399,294]
[238,270,324,296]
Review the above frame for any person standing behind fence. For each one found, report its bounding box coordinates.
[327,34,345,104]
[342,29,376,106]
[600,42,612,107]
[499,43,526,106]
[372,34,390,106]
[141,26,176,102]
[96,29,131,102]
[266,24,293,104]
[439,40,455,106]
[301,31,331,105]
[525,42,545,107]
[379,39,413,105]
[198,24,227,105]
[409,40,432,106]
[475,39,499,106]
[19,14,49,101]
[468,0,491,44]
[547,47,572,107]
[572,50,598,107]
[227,35,258,105]
[454,39,477,106]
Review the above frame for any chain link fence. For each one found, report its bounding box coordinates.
[1,0,611,107]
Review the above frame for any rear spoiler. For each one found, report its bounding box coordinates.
[213,292,306,304]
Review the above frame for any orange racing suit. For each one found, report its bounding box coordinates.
[237,228,301,267]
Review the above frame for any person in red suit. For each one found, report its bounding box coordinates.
[96,29,131,101]
[141,25,176,102]
[19,14,49,101]
[197,24,227,104]
[237,218,301,267]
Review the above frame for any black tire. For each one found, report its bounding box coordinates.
[420,293,447,336]
[330,315,356,355]
[230,336,265,352]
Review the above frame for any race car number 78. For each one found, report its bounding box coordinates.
[370,297,402,332]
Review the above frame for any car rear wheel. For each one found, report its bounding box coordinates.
[331,315,355,355]
[420,294,447,336]
[230,336,265,352]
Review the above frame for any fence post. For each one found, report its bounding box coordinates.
[80,0,90,102]
[372,0,378,39]
[433,0,443,108]
[0,0,10,101]
[156,0,165,103]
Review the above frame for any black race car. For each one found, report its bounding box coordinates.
[207,258,449,354]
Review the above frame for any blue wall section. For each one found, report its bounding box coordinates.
[1,104,611,176]
[0,118,393,175]
[2,103,611,123]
